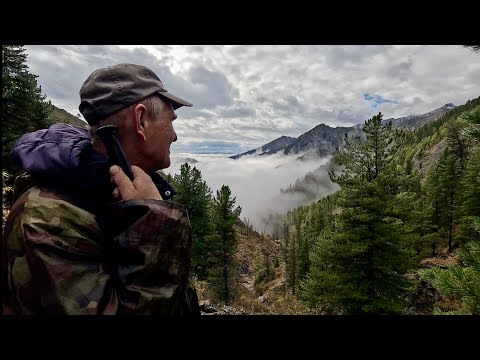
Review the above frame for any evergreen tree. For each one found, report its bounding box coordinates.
[2,45,53,173]
[303,112,413,314]
[419,107,480,315]
[438,151,458,252]
[296,232,311,285]
[425,161,445,254]
[459,108,480,235]
[420,241,480,314]
[253,248,272,285]
[264,252,271,282]
[171,163,213,279]
[297,196,338,284]
[446,120,470,174]
[424,120,471,252]
[459,151,480,241]
[460,107,480,142]
[285,230,297,294]
[330,112,404,185]
[274,255,280,269]
[208,185,242,303]
[253,248,264,284]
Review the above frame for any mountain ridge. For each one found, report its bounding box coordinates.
[229,135,296,159]
[231,103,457,160]
[49,105,88,128]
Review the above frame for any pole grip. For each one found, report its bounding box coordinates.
[96,125,134,181]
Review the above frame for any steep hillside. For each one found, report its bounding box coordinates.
[404,97,480,179]
[48,105,88,128]
[234,219,278,289]
[196,219,311,314]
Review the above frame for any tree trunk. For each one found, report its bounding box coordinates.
[448,191,454,252]
[223,233,229,303]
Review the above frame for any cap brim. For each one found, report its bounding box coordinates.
[158,91,193,110]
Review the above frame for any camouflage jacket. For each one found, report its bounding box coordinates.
[1,124,200,315]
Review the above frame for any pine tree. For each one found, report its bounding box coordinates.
[425,160,446,254]
[459,151,480,241]
[274,255,280,269]
[208,185,242,303]
[171,163,213,279]
[419,241,480,314]
[285,231,297,294]
[424,119,471,253]
[330,112,404,185]
[2,45,53,173]
[303,112,413,314]
[458,107,480,241]
[419,107,480,315]
[296,232,311,285]
[438,151,458,252]
[446,120,470,174]
[296,198,336,284]
[264,252,271,282]
[460,107,480,142]
[253,248,264,284]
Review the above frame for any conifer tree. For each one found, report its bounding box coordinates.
[296,232,311,285]
[274,255,280,269]
[420,241,480,314]
[437,151,458,252]
[208,185,242,303]
[420,108,480,314]
[2,45,53,174]
[172,163,213,279]
[459,151,480,240]
[303,112,413,314]
[264,252,271,282]
[285,231,297,294]
[253,248,264,284]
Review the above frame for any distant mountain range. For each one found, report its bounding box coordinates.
[50,101,457,162]
[230,103,457,160]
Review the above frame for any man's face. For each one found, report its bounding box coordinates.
[145,101,177,171]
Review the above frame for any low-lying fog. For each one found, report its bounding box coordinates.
[165,152,340,233]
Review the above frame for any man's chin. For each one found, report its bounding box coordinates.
[159,159,171,170]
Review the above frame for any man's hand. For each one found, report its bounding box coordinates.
[110,165,162,201]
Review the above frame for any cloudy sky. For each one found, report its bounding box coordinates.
[25,45,480,155]
[21,45,480,229]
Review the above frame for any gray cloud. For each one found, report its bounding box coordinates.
[186,65,239,108]
[219,101,257,118]
[219,107,256,119]
[385,58,414,81]
[24,45,480,153]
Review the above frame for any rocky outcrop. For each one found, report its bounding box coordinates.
[199,300,247,315]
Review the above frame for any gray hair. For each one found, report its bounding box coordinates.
[89,95,167,145]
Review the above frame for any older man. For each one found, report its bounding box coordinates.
[1,64,200,315]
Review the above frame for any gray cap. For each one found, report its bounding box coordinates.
[79,63,193,125]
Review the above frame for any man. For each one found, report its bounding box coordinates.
[1,63,200,315]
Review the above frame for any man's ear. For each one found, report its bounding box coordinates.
[133,104,147,141]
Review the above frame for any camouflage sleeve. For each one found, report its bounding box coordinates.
[2,186,199,315]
